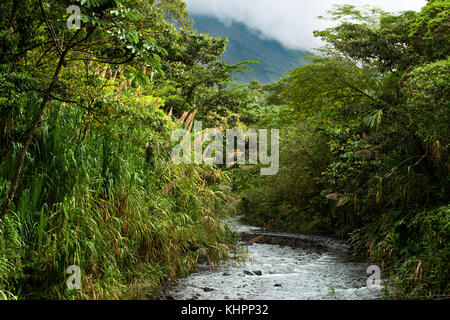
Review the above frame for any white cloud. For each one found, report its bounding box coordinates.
[185,0,427,50]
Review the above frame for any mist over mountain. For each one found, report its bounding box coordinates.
[190,15,309,84]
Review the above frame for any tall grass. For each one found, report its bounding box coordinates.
[0,102,240,299]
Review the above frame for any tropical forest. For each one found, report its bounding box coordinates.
[0,0,448,301]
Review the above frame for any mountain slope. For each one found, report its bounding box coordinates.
[190,15,309,84]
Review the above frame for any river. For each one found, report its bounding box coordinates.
[163,218,383,300]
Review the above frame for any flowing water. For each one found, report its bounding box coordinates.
[164,219,382,300]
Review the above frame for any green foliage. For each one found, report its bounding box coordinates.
[154,26,254,116]
[239,118,333,233]
[409,0,450,62]
[350,205,449,299]
[238,1,449,299]
[282,56,378,116]
[404,57,450,146]
[0,100,240,299]
[0,0,448,301]
[0,0,242,300]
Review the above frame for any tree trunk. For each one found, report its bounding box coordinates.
[1,52,67,219]
[9,0,22,33]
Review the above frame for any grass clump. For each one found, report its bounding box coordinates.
[0,103,240,299]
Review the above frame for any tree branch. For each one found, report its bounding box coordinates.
[1,51,68,219]
[38,0,64,56]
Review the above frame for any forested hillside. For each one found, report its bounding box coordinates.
[191,15,309,83]
[0,0,448,300]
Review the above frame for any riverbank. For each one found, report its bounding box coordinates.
[159,219,382,300]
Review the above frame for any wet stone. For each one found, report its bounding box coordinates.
[162,220,381,300]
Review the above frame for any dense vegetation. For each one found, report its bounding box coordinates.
[238,1,449,299]
[0,0,448,300]
[0,0,245,299]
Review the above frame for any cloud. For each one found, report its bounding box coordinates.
[185,0,426,50]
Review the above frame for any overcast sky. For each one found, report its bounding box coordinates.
[185,0,427,50]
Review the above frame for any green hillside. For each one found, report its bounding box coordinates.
[191,15,309,84]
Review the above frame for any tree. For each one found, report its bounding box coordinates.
[152,27,254,116]
[0,0,186,218]
[404,57,450,148]
[282,56,378,117]
[409,0,450,62]
[314,5,419,73]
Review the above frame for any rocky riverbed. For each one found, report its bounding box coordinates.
[161,219,383,300]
